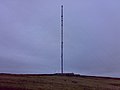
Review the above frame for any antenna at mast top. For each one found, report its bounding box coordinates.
[61,5,64,74]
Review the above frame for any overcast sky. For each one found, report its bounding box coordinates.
[0,0,120,77]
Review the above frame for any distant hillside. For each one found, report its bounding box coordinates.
[0,73,120,90]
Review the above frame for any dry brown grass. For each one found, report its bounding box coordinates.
[0,74,120,90]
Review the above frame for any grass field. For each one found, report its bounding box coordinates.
[0,73,120,90]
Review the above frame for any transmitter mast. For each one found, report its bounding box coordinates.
[61,5,64,74]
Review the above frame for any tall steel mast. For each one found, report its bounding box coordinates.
[61,5,64,74]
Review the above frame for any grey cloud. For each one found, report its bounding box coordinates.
[0,0,120,77]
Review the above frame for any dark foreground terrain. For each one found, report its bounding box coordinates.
[0,73,120,90]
